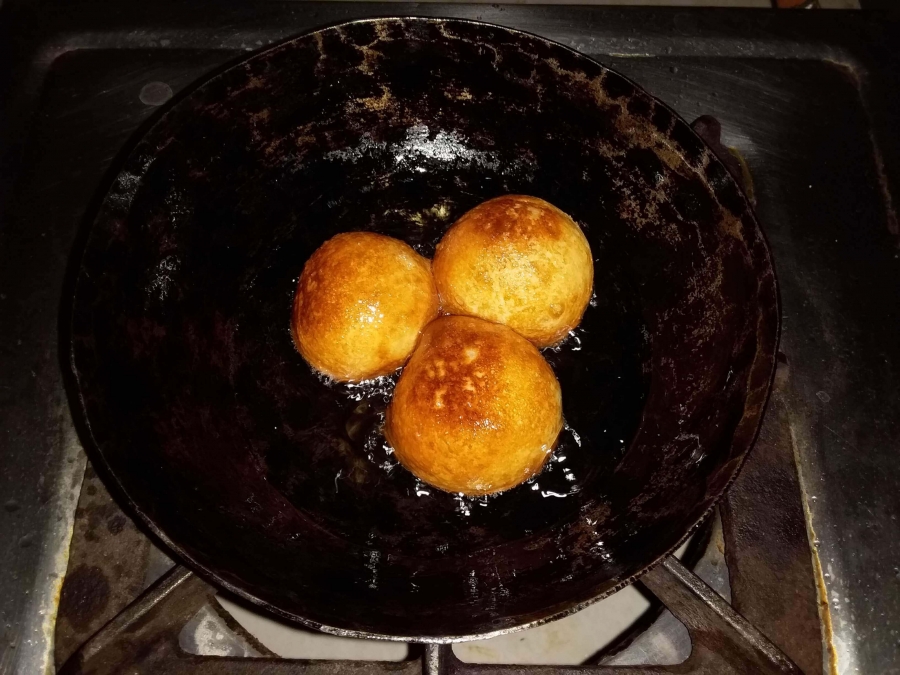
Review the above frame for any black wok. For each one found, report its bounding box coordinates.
[69,18,778,641]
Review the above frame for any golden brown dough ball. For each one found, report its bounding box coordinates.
[385,315,563,496]
[291,232,439,382]
[433,195,594,347]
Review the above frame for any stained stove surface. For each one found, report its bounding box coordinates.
[1,4,899,675]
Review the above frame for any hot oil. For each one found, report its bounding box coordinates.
[255,240,647,560]
[298,248,650,558]
[247,138,648,557]
[344,389,588,501]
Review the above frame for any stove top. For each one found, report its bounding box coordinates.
[2,4,899,674]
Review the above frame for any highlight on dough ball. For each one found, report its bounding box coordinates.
[385,315,564,496]
[433,195,594,347]
[291,231,440,382]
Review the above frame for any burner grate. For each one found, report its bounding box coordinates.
[59,557,801,675]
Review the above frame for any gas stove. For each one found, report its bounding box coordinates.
[2,4,899,675]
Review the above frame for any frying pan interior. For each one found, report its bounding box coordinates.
[70,18,777,640]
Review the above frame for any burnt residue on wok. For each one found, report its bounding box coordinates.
[69,18,777,640]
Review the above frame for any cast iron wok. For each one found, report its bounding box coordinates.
[69,17,778,641]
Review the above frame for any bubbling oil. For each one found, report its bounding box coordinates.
[270,239,649,556]
[338,355,591,504]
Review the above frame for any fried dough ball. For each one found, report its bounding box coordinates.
[291,232,440,382]
[385,315,563,496]
[433,195,593,347]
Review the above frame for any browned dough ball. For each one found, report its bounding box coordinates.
[385,315,563,496]
[433,195,594,347]
[291,232,440,382]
